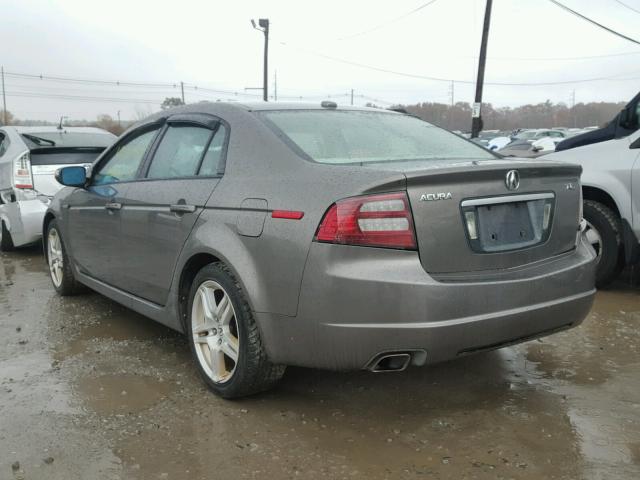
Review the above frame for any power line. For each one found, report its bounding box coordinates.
[337,0,440,40]
[482,50,640,61]
[6,92,161,104]
[548,0,640,45]
[4,71,177,88]
[278,40,640,85]
[612,0,640,15]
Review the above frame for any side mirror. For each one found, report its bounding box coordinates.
[532,145,544,152]
[55,166,87,187]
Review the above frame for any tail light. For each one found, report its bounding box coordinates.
[315,192,417,250]
[13,151,34,189]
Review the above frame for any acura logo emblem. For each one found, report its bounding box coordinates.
[505,170,520,191]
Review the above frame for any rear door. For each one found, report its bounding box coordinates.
[65,125,162,285]
[116,115,227,305]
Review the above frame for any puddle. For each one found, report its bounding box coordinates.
[77,374,176,415]
[2,248,640,479]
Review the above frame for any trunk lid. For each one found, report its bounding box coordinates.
[404,159,582,274]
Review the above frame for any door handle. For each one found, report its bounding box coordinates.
[105,202,122,211]
[170,204,197,214]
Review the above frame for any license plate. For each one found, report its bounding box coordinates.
[461,193,555,253]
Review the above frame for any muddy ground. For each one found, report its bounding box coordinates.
[1,247,639,480]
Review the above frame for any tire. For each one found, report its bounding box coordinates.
[45,220,86,295]
[583,200,624,288]
[0,220,15,252]
[187,262,285,398]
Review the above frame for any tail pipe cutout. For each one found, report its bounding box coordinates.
[366,350,428,372]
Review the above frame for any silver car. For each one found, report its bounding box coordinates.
[0,126,116,250]
[45,103,596,398]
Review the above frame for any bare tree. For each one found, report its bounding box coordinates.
[160,97,185,110]
[397,100,626,132]
[0,109,15,126]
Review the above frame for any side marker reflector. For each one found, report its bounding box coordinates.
[272,210,304,220]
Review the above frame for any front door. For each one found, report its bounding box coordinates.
[117,119,227,305]
[65,125,162,286]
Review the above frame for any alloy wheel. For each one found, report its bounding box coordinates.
[47,228,64,287]
[191,280,240,384]
[584,220,603,263]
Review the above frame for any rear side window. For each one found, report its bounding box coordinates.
[147,125,212,179]
[198,125,227,176]
[261,110,495,165]
[93,127,160,185]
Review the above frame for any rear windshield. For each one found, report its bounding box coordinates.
[21,132,115,148]
[261,110,495,164]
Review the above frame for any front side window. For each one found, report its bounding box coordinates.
[93,127,160,185]
[261,110,495,166]
[146,125,213,179]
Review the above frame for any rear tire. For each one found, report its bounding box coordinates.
[45,220,86,295]
[583,200,624,288]
[0,220,15,252]
[187,262,285,398]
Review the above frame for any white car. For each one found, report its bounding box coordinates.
[0,126,116,250]
[487,136,511,150]
[514,129,566,143]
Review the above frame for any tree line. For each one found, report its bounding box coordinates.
[395,100,627,132]
[1,98,628,135]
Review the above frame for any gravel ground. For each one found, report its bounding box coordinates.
[1,246,639,480]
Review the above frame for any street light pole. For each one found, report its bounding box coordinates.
[1,66,7,125]
[471,0,493,139]
[251,18,270,101]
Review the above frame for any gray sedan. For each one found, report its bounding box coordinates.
[45,102,596,398]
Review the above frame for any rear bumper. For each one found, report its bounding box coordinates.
[0,199,47,247]
[257,233,597,370]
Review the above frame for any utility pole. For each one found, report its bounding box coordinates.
[274,70,278,101]
[1,66,7,126]
[571,89,576,128]
[450,80,454,108]
[471,0,493,138]
[350,89,354,106]
[180,81,185,104]
[448,81,455,129]
[251,18,270,101]
[117,110,121,128]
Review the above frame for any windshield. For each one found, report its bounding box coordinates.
[21,131,116,148]
[261,110,496,164]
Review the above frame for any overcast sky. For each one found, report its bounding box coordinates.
[2,0,639,121]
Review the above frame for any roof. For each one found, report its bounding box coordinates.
[232,101,393,112]
[8,126,114,135]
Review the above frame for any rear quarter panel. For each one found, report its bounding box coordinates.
[179,110,406,317]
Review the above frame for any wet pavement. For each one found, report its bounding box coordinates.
[1,247,639,480]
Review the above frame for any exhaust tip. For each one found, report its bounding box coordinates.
[369,353,411,373]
